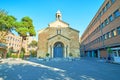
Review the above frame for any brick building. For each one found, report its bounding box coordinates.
[37,11,80,58]
[80,0,120,62]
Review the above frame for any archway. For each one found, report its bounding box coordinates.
[54,42,64,58]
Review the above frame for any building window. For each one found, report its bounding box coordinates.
[114,9,120,18]
[103,34,105,40]
[100,11,103,16]
[105,34,108,40]
[99,36,102,42]
[106,2,110,9]
[98,37,100,42]
[108,32,112,38]
[103,7,107,13]
[117,26,120,35]
[103,21,106,27]
[100,23,103,28]
[98,14,101,19]
[105,19,109,26]
[57,29,61,34]
[113,30,117,36]
[111,29,117,37]
[114,51,118,57]
[109,15,113,22]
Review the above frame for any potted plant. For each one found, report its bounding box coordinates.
[46,53,50,57]
[69,53,73,57]
[69,53,74,61]
[45,53,50,61]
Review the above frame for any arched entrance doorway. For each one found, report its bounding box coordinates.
[54,42,64,58]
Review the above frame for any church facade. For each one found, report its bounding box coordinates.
[37,11,80,58]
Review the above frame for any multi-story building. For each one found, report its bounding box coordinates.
[80,0,120,62]
[6,32,37,56]
[6,32,30,55]
[6,32,22,52]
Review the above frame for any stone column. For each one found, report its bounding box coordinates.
[48,46,50,55]
[68,45,70,58]
[64,46,66,58]
[66,45,68,58]
[51,46,53,58]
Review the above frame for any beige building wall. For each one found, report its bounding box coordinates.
[6,32,22,52]
[6,32,29,55]
[37,11,80,58]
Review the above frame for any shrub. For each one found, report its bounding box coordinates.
[20,52,24,59]
[30,50,37,57]
[11,54,17,58]
[46,53,49,57]
[6,52,11,58]
[69,53,73,57]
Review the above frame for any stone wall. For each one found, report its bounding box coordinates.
[37,26,80,58]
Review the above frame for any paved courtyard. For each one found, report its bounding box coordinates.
[0,58,120,80]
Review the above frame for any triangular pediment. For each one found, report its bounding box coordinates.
[48,34,70,41]
[48,20,69,28]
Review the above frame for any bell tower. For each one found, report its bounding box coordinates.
[56,10,62,20]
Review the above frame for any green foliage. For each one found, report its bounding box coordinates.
[11,54,17,58]
[29,40,37,47]
[20,52,24,59]
[0,14,16,32]
[0,9,36,57]
[15,16,36,39]
[6,52,11,58]
[21,47,25,53]
[15,16,36,55]
[46,53,50,57]
[29,27,36,36]
[0,9,16,43]
[38,56,41,58]
[6,47,14,58]
[19,47,25,59]
[107,47,112,54]
[69,53,73,57]
[16,27,28,38]
[30,50,37,57]
[0,9,7,16]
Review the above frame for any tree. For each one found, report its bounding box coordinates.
[15,16,36,57]
[0,9,16,43]
[21,47,25,53]
[29,40,37,47]
[30,49,37,57]
[20,47,25,59]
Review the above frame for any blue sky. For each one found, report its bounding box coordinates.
[0,0,104,39]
